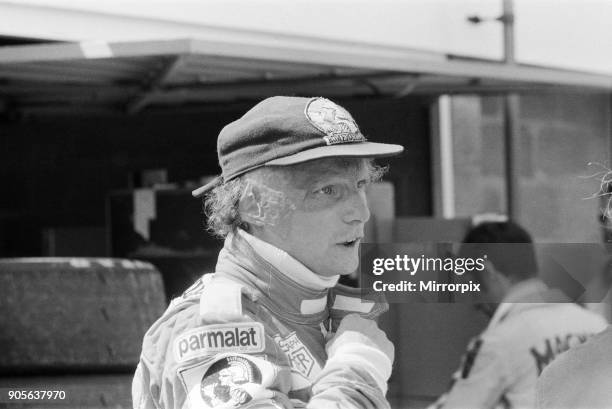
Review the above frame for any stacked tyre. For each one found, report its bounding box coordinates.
[0,258,166,408]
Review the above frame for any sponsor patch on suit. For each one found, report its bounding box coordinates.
[179,354,276,408]
[174,322,265,362]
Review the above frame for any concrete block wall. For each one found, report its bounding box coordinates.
[518,93,610,243]
[452,92,611,243]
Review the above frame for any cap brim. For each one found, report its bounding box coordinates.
[192,142,404,198]
[265,142,404,166]
[191,175,222,198]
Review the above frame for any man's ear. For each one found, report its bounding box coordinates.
[484,260,503,284]
[484,259,512,295]
[238,182,266,227]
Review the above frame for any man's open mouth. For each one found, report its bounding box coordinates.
[340,238,361,247]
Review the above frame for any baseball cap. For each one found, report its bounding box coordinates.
[192,96,404,197]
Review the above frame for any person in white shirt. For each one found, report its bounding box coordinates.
[431,221,608,409]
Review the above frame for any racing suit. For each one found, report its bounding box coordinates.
[431,278,608,409]
[132,229,392,408]
[536,324,612,409]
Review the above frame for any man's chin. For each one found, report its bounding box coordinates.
[317,263,357,277]
[315,250,359,277]
[337,261,359,277]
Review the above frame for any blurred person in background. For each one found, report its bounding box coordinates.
[132,96,403,408]
[536,309,612,407]
[535,213,612,408]
[430,221,608,409]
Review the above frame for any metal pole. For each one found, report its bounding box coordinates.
[502,0,515,64]
[503,94,520,219]
[502,0,520,220]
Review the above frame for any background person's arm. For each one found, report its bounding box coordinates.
[429,337,508,409]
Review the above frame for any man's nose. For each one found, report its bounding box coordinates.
[342,190,370,224]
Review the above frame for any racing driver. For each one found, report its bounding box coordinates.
[132,96,404,408]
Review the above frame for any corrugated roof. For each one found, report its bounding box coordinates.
[0,38,611,116]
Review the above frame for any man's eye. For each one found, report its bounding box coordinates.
[357,179,368,189]
[320,186,335,195]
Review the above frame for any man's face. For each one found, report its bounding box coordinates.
[246,158,371,277]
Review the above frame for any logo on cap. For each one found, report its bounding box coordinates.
[305,98,366,146]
